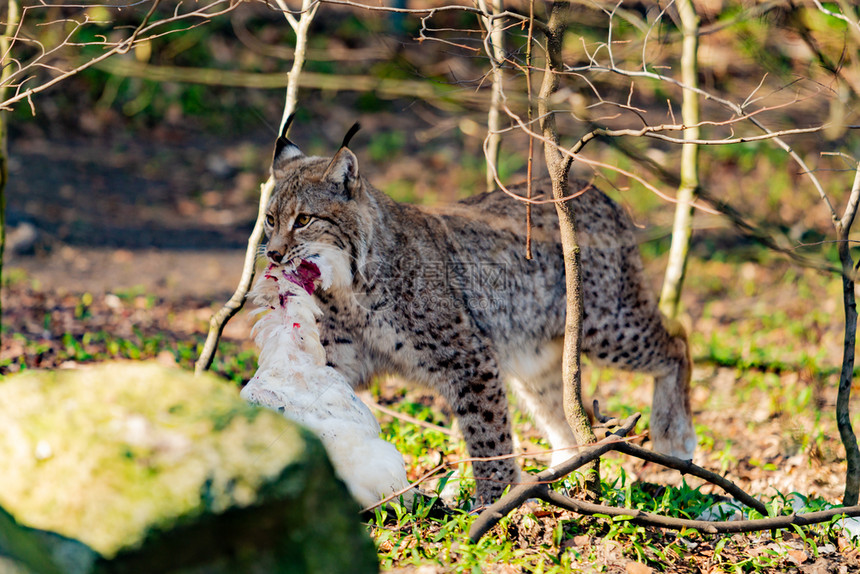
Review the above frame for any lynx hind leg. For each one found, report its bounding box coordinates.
[582,289,696,459]
[648,317,696,460]
[502,340,578,468]
[580,210,697,460]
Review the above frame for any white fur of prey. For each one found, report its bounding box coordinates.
[240,257,413,508]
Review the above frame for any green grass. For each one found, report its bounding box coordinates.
[357,247,860,571]
[365,459,854,572]
[1,329,257,385]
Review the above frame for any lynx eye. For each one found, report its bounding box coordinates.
[293,214,312,229]
[265,214,275,227]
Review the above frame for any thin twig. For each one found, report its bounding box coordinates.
[565,68,837,222]
[365,400,457,437]
[1,0,240,111]
[525,0,535,260]
[813,0,860,39]
[595,133,833,275]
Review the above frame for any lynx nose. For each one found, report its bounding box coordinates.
[267,250,284,263]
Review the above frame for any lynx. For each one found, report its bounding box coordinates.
[262,122,696,504]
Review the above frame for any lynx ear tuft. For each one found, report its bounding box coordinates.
[272,112,303,170]
[340,122,361,149]
[319,122,362,197]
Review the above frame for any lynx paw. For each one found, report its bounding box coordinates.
[651,420,697,461]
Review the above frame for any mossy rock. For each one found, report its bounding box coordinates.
[0,362,378,574]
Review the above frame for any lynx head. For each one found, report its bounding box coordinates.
[264,118,374,290]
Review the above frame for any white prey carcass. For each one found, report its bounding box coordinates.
[240,258,413,508]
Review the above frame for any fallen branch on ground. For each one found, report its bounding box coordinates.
[539,492,860,536]
[469,410,853,542]
[361,439,632,514]
[93,59,487,108]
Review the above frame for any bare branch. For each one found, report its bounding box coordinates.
[497,106,722,214]
[564,27,837,221]
[572,123,827,149]
[116,0,162,55]
[468,409,860,541]
[272,0,302,29]
[840,162,860,233]
[477,0,505,192]
[813,0,860,40]
[468,415,640,540]
[539,0,599,502]
[542,490,860,535]
[601,134,834,274]
[1,0,244,112]
[196,0,317,374]
[195,178,273,374]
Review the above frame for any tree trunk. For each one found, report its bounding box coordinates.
[836,164,860,506]
[658,0,700,320]
[538,0,599,500]
[479,0,505,192]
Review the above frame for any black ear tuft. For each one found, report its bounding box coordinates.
[273,112,301,166]
[340,122,361,149]
[281,112,296,138]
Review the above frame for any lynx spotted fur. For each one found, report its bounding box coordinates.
[262,124,696,504]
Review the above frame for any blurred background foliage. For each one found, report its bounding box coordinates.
[7,1,857,234]
[2,0,859,375]
[5,0,860,218]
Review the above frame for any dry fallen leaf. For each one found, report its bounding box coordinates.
[625,561,653,574]
[787,549,808,564]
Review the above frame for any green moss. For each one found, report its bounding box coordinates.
[0,362,377,573]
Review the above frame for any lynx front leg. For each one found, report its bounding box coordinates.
[446,370,519,505]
